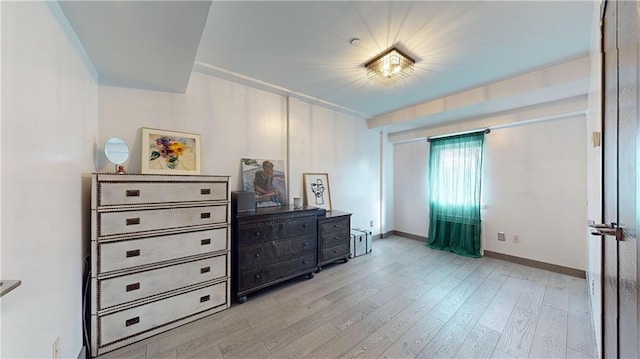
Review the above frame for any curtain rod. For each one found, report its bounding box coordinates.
[426,128,490,142]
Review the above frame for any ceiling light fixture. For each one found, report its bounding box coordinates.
[365,47,415,86]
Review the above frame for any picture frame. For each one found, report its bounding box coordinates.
[241,158,287,208]
[141,128,201,175]
[303,173,332,211]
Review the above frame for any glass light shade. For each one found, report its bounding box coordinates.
[365,47,415,85]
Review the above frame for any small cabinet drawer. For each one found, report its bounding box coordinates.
[239,234,316,269]
[99,228,227,273]
[99,182,227,206]
[239,253,316,292]
[319,218,350,233]
[99,255,226,310]
[99,282,226,346]
[321,243,350,262]
[99,205,227,236]
[320,230,350,247]
[237,216,316,245]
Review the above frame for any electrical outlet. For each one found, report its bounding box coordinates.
[513,235,520,244]
[497,232,505,241]
[369,220,374,227]
[52,337,60,359]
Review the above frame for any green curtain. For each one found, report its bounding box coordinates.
[427,132,485,258]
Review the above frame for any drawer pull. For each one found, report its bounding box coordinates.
[126,218,140,226]
[255,274,260,279]
[126,249,140,258]
[303,242,308,247]
[255,253,260,257]
[334,236,339,240]
[126,283,140,292]
[200,295,210,303]
[125,317,140,327]
[200,266,210,274]
[303,224,308,228]
[201,238,211,245]
[254,232,260,236]
[201,188,211,195]
[303,260,307,264]
[333,224,338,228]
[201,212,211,219]
[333,250,338,254]
[126,190,140,197]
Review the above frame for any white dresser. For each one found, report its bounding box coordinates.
[90,174,230,357]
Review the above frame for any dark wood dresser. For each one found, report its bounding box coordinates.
[231,204,323,303]
[317,210,352,271]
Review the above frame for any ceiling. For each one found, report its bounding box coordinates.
[58,1,595,133]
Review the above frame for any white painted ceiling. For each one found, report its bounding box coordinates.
[59,1,595,130]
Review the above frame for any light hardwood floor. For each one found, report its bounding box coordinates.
[99,235,598,359]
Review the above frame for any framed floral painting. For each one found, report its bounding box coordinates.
[141,128,201,175]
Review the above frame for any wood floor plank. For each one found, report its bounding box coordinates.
[338,332,393,359]
[567,310,598,357]
[266,322,340,359]
[94,236,598,359]
[495,307,539,358]
[528,305,568,359]
[372,294,416,323]
[416,269,507,358]
[375,285,449,342]
[223,341,271,359]
[453,324,501,359]
[478,276,525,333]
[378,314,445,359]
[312,315,386,359]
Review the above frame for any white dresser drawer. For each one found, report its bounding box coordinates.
[99,205,227,236]
[99,228,227,273]
[99,181,227,206]
[99,255,226,310]
[99,282,226,346]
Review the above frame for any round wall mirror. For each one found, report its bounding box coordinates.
[104,138,130,168]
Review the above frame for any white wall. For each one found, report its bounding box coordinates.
[98,74,381,232]
[394,140,429,237]
[394,116,588,270]
[1,2,99,357]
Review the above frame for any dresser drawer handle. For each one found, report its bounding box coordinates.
[126,190,140,197]
[201,266,210,274]
[201,188,211,195]
[126,283,140,292]
[125,317,140,327]
[255,274,260,279]
[333,250,338,254]
[333,224,338,228]
[334,236,339,240]
[126,218,140,226]
[201,238,211,245]
[200,295,210,303]
[255,253,260,257]
[303,224,308,228]
[303,242,308,247]
[201,212,211,219]
[126,249,140,258]
[303,260,307,264]
[254,232,260,236]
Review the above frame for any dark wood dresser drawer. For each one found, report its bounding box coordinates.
[237,216,316,245]
[321,243,351,263]
[239,234,316,269]
[239,252,316,292]
[317,211,352,269]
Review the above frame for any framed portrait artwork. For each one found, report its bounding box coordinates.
[141,128,201,175]
[303,173,331,211]
[241,158,287,208]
